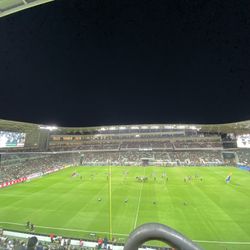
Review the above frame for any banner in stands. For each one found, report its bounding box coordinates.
[0,166,70,189]
[237,165,250,171]
[43,167,61,175]
[27,172,43,180]
[0,177,27,189]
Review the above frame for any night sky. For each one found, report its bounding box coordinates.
[0,0,250,127]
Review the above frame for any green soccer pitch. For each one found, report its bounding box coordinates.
[0,166,250,250]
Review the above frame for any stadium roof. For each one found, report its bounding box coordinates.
[1,119,250,134]
[0,0,54,18]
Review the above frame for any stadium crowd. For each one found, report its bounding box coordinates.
[237,149,250,165]
[1,146,239,185]
[0,149,226,185]
[0,234,171,250]
[0,153,80,184]
[0,236,98,250]
[2,135,248,185]
[49,140,222,152]
[79,150,224,166]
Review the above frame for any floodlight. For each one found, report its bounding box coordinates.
[151,125,159,129]
[164,125,172,129]
[131,126,139,130]
[119,126,126,130]
[39,125,58,131]
[177,125,185,129]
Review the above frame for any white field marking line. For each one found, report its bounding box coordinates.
[133,169,145,229]
[1,222,250,245]
[193,240,250,245]
[0,222,127,236]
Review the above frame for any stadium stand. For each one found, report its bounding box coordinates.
[0,236,99,250]
[0,152,80,184]
[0,231,171,250]
[237,148,250,165]
[46,125,225,167]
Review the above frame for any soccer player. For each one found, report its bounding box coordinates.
[225,173,232,184]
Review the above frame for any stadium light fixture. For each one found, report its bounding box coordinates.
[151,125,159,129]
[164,125,172,129]
[131,126,139,130]
[39,125,58,131]
[141,126,148,129]
[119,126,126,130]
[190,125,196,130]
[177,125,185,129]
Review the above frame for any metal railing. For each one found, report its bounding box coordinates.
[124,223,204,250]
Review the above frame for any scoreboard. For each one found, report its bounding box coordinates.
[0,131,26,148]
[237,134,250,148]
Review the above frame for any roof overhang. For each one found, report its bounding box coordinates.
[0,0,54,18]
[1,119,250,135]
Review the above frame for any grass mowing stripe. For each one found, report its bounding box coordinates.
[64,181,109,227]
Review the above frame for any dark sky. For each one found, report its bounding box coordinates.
[0,0,250,127]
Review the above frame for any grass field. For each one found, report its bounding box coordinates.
[0,166,250,249]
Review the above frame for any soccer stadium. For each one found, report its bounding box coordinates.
[0,119,250,250]
[1,1,250,250]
